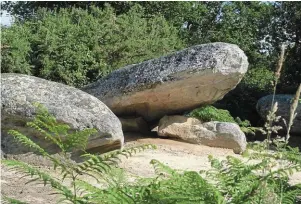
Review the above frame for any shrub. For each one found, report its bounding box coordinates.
[1,5,184,87]
[1,22,32,75]
[188,105,262,136]
[241,67,275,93]
[188,105,236,123]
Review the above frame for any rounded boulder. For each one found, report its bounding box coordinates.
[1,73,124,155]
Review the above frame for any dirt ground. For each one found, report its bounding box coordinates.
[1,133,301,203]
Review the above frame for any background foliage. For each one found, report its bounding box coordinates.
[1,4,183,87]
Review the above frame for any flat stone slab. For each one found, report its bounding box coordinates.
[83,42,248,121]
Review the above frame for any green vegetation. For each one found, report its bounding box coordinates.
[205,150,301,203]
[1,5,183,87]
[188,105,261,136]
[241,68,275,94]
[188,105,236,123]
[2,196,28,204]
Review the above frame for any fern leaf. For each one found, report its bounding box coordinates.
[101,144,156,162]
[2,196,28,204]
[64,128,97,152]
[76,180,134,204]
[2,159,74,201]
[150,159,178,177]
[26,120,65,150]
[266,165,301,179]
[7,130,49,156]
[75,154,111,177]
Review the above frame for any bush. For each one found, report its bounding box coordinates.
[1,23,32,75]
[1,5,184,87]
[188,105,236,123]
[188,105,262,136]
[241,67,275,93]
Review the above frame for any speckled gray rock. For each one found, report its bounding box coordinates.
[83,42,248,121]
[157,115,247,154]
[1,73,124,155]
[257,94,301,135]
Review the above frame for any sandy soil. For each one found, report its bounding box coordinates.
[1,133,301,203]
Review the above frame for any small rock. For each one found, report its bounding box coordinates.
[158,115,247,154]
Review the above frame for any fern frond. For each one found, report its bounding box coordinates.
[208,154,224,170]
[75,154,111,179]
[2,196,28,204]
[5,130,72,175]
[2,159,74,200]
[75,179,135,204]
[265,164,301,179]
[33,103,70,137]
[26,120,65,151]
[250,150,301,163]
[150,159,178,177]
[143,170,223,204]
[7,130,49,157]
[281,189,301,204]
[64,128,97,152]
[282,146,301,165]
[75,179,102,194]
[75,144,156,181]
[101,144,156,163]
[240,126,263,136]
[29,103,97,153]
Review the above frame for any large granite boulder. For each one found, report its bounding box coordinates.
[256,94,301,135]
[1,73,124,155]
[157,115,247,154]
[82,42,248,121]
